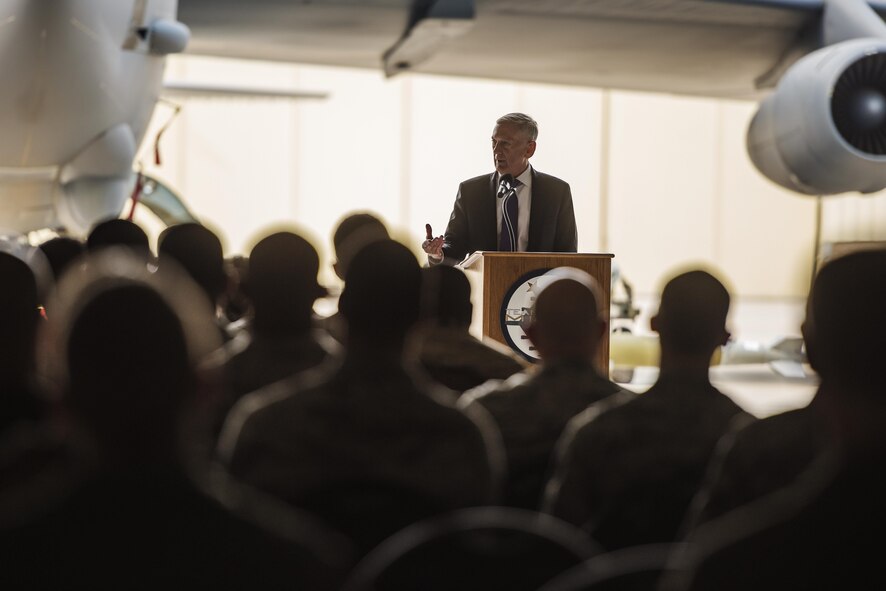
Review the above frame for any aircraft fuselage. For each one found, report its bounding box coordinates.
[0,0,181,235]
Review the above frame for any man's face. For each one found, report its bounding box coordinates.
[492,122,536,177]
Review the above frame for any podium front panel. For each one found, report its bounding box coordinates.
[466,252,613,374]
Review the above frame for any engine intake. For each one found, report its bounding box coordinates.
[747,39,886,195]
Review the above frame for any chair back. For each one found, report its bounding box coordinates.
[539,543,686,591]
[344,507,600,591]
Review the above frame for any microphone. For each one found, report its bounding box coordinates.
[497,174,515,199]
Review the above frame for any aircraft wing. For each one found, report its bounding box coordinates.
[178,0,820,99]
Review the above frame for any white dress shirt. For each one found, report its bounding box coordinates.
[495,165,533,252]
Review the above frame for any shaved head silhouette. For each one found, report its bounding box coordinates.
[87,219,150,258]
[39,237,84,281]
[158,223,226,305]
[0,252,39,385]
[421,266,473,328]
[67,284,190,450]
[248,231,325,334]
[339,240,421,342]
[805,249,886,394]
[47,252,220,459]
[528,269,603,362]
[654,270,730,355]
[332,212,389,280]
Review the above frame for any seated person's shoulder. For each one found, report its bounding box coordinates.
[458,370,534,408]
[417,378,498,426]
[419,329,525,388]
[218,363,336,451]
[473,336,528,373]
[247,361,333,413]
[562,388,638,444]
[201,329,250,372]
[706,386,752,425]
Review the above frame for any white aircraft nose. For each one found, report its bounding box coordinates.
[0,1,178,234]
[0,1,138,167]
[0,0,108,166]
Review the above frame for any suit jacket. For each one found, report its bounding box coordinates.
[441,168,578,263]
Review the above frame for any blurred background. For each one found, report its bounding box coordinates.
[128,55,886,416]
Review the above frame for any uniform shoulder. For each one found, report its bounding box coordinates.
[563,388,638,442]
[216,364,334,459]
[458,370,533,408]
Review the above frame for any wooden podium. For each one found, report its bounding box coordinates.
[459,252,614,372]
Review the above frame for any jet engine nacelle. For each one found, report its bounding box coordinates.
[747,38,886,196]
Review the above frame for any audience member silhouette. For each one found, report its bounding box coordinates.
[545,270,749,551]
[460,268,629,509]
[673,249,886,590]
[158,223,229,335]
[0,252,43,432]
[331,212,390,281]
[219,239,505,553]
[211,231,338,433]
[221,254,250,324]
[417,265,524,392]
[684,396,828,529]
[320,212,390,343]
[0,253,351,590]
[38,236,85,282]
[86,218,151,259]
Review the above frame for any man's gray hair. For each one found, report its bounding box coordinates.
[496,113,538,141]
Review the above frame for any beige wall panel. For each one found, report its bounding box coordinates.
[293,65,405,265]
[148,57,303,254]
[518,85,604,253]
[716,101,817,298]
[822,192,886,243]
[407,76,519,250]
[607,91,720,295]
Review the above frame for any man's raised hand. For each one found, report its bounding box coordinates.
[422,223,444,260]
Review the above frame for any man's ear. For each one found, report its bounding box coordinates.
[650,314,660,333]
[525,140,537,159]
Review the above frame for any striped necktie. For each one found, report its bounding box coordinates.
[499,177,521,251]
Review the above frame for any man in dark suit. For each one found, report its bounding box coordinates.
[423,113,578,264]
